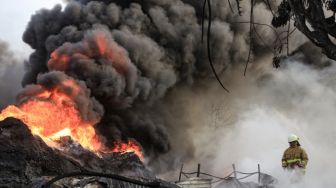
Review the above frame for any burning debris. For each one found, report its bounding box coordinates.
[0,0,283,172]
[21,1,176,159]
[0,0,298,170]
[0,117,154,187]
[2,1,334,187]
[18,0,282,164]
[0,71,143,159]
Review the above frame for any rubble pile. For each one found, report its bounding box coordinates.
[0,117,162,188]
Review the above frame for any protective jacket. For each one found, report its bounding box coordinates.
[282,145,308,169]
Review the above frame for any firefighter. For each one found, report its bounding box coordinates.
[282,134,308,171]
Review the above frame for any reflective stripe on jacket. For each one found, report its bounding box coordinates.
[282,146,308,168]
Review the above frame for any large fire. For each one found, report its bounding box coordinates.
[0,79,143,160]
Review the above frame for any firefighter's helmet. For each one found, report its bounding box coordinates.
[288,134,299,143]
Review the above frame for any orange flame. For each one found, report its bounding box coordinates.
[48,31,128,75]
[49,51,71,72]
[111,140,144,160]
[0,81,101,151]
[0,80,143,159]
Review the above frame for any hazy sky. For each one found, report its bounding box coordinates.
[0,0,64,55]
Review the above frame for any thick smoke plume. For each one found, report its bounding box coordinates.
[1,1,335,187]
[171,57,336,187]
[21,0,328,175]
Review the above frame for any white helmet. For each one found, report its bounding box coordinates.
[288,134,299,143]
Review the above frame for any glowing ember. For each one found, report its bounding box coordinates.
[0,80,143,159]
[111,140,144,160]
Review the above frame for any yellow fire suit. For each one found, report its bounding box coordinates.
[282,146,308,169]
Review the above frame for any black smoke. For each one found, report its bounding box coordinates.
[17,71,104,124]
[21,0,285,170]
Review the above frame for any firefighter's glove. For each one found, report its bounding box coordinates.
[293,161,303,168]
[297,162,304,168]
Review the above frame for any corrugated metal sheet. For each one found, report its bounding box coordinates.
[177,177,212,188]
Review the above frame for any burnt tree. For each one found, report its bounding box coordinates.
[273,0,336,61]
